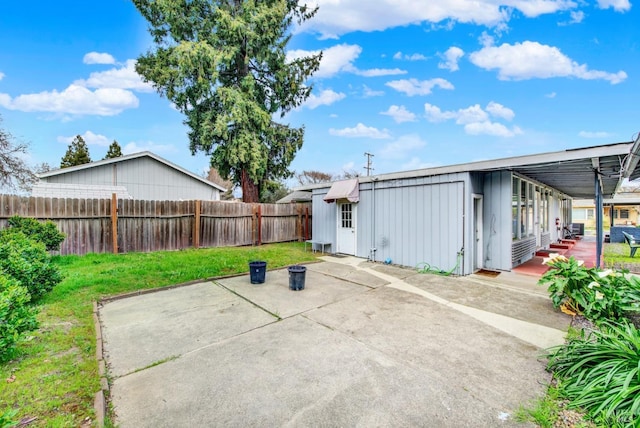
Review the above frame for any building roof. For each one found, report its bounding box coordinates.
[276,190,312,203]
[297,141,640,199]
[37,151,227,192]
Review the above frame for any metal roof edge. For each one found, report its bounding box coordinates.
[36,151,227,192]
[295,142,634,190]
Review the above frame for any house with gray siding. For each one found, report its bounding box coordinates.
[34,151,225,201]
[299,141,640,275]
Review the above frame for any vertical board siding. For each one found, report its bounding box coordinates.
[0,195,310,255]
[354,176,466,271]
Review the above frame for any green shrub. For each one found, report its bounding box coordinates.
[538,255,640,322]
[0,231,62,302]
[0,276,38,362]
[546,320,640,427]
[6,215,65,251]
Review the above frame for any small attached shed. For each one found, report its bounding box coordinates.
[300,141,640,275]
[34,151,226,201]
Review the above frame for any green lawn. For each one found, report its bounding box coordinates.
[0,242,318,427]
[603,242,640,272]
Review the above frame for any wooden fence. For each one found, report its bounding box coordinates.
[0,194,312,255]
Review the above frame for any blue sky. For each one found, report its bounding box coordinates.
[0,0,638,187]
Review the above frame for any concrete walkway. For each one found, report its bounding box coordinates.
[99,257,571,427]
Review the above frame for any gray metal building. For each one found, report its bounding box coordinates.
[34,151,225,201]
[300,141,640,275]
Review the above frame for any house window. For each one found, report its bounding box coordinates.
[341,204,352,228]
[572,209,586,220]
[587,209,594,220]
[613,209,630,219]
[512,177,519,239]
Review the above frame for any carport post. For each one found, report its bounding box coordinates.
[595,172,603,269]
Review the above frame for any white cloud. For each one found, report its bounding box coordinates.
[545,92,557,98]
[329,123,392,139]
[0,84,139,116]
[57,130,111,147]
[380,105,416,123]
[563,10,585,24]
[469,41,627,84]
[579,131,614,138]
[83,52,116,65]
[75,59,154,92]
[342,161,355,171]
[352,67,407,77]
[302,89,345,109]
[298,0,576,38]
[362,85,384,97]
[122,141,177,155]
[288,44,406,78]
[393,52,427,61]
[401,157,437,170]
[464,121,522,137]
[0,72,4,81]
[438,47,464,71]
[597,0,631,11]
[424,102,521,137]
[386,78,454,96]
[478,31,495,48]
[485,101,515,121]
[288,44,360,78]
[378,134,426,159]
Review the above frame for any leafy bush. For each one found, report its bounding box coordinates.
[6,215,65,251]
[0,275,38,362]
[538,255,640,322]
[0,231,62,302]
[546,320,640,427]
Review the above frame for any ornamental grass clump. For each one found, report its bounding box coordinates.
[546,320,640,427]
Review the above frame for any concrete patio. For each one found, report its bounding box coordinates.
[99,256,571,427]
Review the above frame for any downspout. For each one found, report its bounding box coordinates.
[369,178,377,261]
[595,171,603,269]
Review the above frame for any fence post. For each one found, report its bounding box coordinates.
[194,200,201,249]
[256,204,262,246]
[111,193,118,254]
[297,205,302,242]
[305,206,310,241]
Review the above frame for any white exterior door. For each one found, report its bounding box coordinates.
[337,202,356,255]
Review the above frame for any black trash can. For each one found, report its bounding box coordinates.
[288,265,307,291]
[249,261,267,284]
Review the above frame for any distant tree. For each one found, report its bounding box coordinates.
[296,170,333,185]
[0,115,36,192]
[339,169,360,179]
[260,179,289,204]
[104,140,123,159]
[133,0,322,203]
[60,135,91,168]
[34,162,52,174]
[207,167,235,200]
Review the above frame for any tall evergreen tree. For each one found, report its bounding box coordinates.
[133,0,322,202]
[104,140,123,159]
[60,135,91,168]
